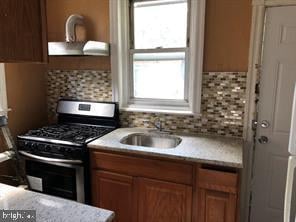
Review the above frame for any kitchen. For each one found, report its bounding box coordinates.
[0,0,295,222]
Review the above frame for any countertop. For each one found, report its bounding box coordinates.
[0,183,114,222]
[88,128,243,168]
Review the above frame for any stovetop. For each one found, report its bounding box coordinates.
[17,100,118,161]
[21,124,113,145]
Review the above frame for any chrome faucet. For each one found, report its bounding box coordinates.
[153,118,163,132]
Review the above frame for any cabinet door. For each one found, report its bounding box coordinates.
[0,0,47,63]
[198,189,237,222]
[197,168,238,222]
[92,170,135,222]
[137,177,192,222]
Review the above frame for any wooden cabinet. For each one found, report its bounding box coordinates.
[90,150,239,222]
[92,170,134,222]
[90,151,193,222]
[138,178,192,222]
[198,168,239,222]
[0,0,47,63]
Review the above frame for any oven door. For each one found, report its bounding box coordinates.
[19,151,85,203]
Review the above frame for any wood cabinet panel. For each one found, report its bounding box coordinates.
[198,168,238,193]
[5,63,48,138]
[198,168,238,222]
[92,170,134,222]
[137,178,192,222]
[203,0,252,72]
[199,189,237,222]
[0,0,47,62]
[90,151,193,185]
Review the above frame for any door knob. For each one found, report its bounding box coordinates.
[258,136,269,144]
[261,120,270,128]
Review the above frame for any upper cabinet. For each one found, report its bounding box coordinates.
[0,0,47,63]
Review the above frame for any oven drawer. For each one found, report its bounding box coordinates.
[24,159,86,203]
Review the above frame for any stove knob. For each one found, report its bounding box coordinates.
[31,144,37,152]
[59,147,65,153]
[26,142,32,150]
[24,142,32,151]
[45,145,51,152]
[37,144,44,151]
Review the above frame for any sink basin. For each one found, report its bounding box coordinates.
[120,133,182,149]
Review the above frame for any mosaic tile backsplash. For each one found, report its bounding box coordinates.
[47,70,112,122]
[47,70,246,137]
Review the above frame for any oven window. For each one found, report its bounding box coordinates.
[26,161,77,201]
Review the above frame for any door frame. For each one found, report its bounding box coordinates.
[242,1,296,221]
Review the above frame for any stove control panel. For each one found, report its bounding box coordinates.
[17,140,85,160]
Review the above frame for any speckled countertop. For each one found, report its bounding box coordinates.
[0,183,114,222]
[88,128,243,168]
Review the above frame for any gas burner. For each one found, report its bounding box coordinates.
[25,124,112,144]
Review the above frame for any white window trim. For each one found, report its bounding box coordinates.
[110,0,206,115]
[0,64,8,116]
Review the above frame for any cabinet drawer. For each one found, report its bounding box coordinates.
[198,168,238,194]
[90,151,193,185]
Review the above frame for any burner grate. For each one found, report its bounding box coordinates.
[25,124,112,144]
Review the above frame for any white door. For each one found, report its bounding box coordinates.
[250,6,296,222]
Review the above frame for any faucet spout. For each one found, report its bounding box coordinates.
[65,14,84,42]
[154,118,163,132]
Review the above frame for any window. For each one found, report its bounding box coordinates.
[110,0,205,114]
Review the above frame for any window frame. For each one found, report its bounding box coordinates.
[110,0,206,114]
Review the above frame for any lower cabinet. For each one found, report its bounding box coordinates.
[137,178,192,222]
[197,168,239,222]
[92,171,192,222]
[92,171,135,222]
[198,189,237,222]
[90,151,239,222]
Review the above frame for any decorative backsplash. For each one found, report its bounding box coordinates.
[47,70,246,137]
[47,70,112,122]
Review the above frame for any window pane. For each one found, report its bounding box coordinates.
[133,0,188,49]
[133,52,185,100]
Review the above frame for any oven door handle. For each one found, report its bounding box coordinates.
[18,151,83,164]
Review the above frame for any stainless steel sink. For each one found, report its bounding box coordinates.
[120,133,182,149]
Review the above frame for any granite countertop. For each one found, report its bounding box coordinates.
[0,183,114,222]
[88,128,243,168]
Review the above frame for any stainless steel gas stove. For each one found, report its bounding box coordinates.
[17,99,119,203]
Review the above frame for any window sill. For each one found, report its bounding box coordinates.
[120,106,201,116]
